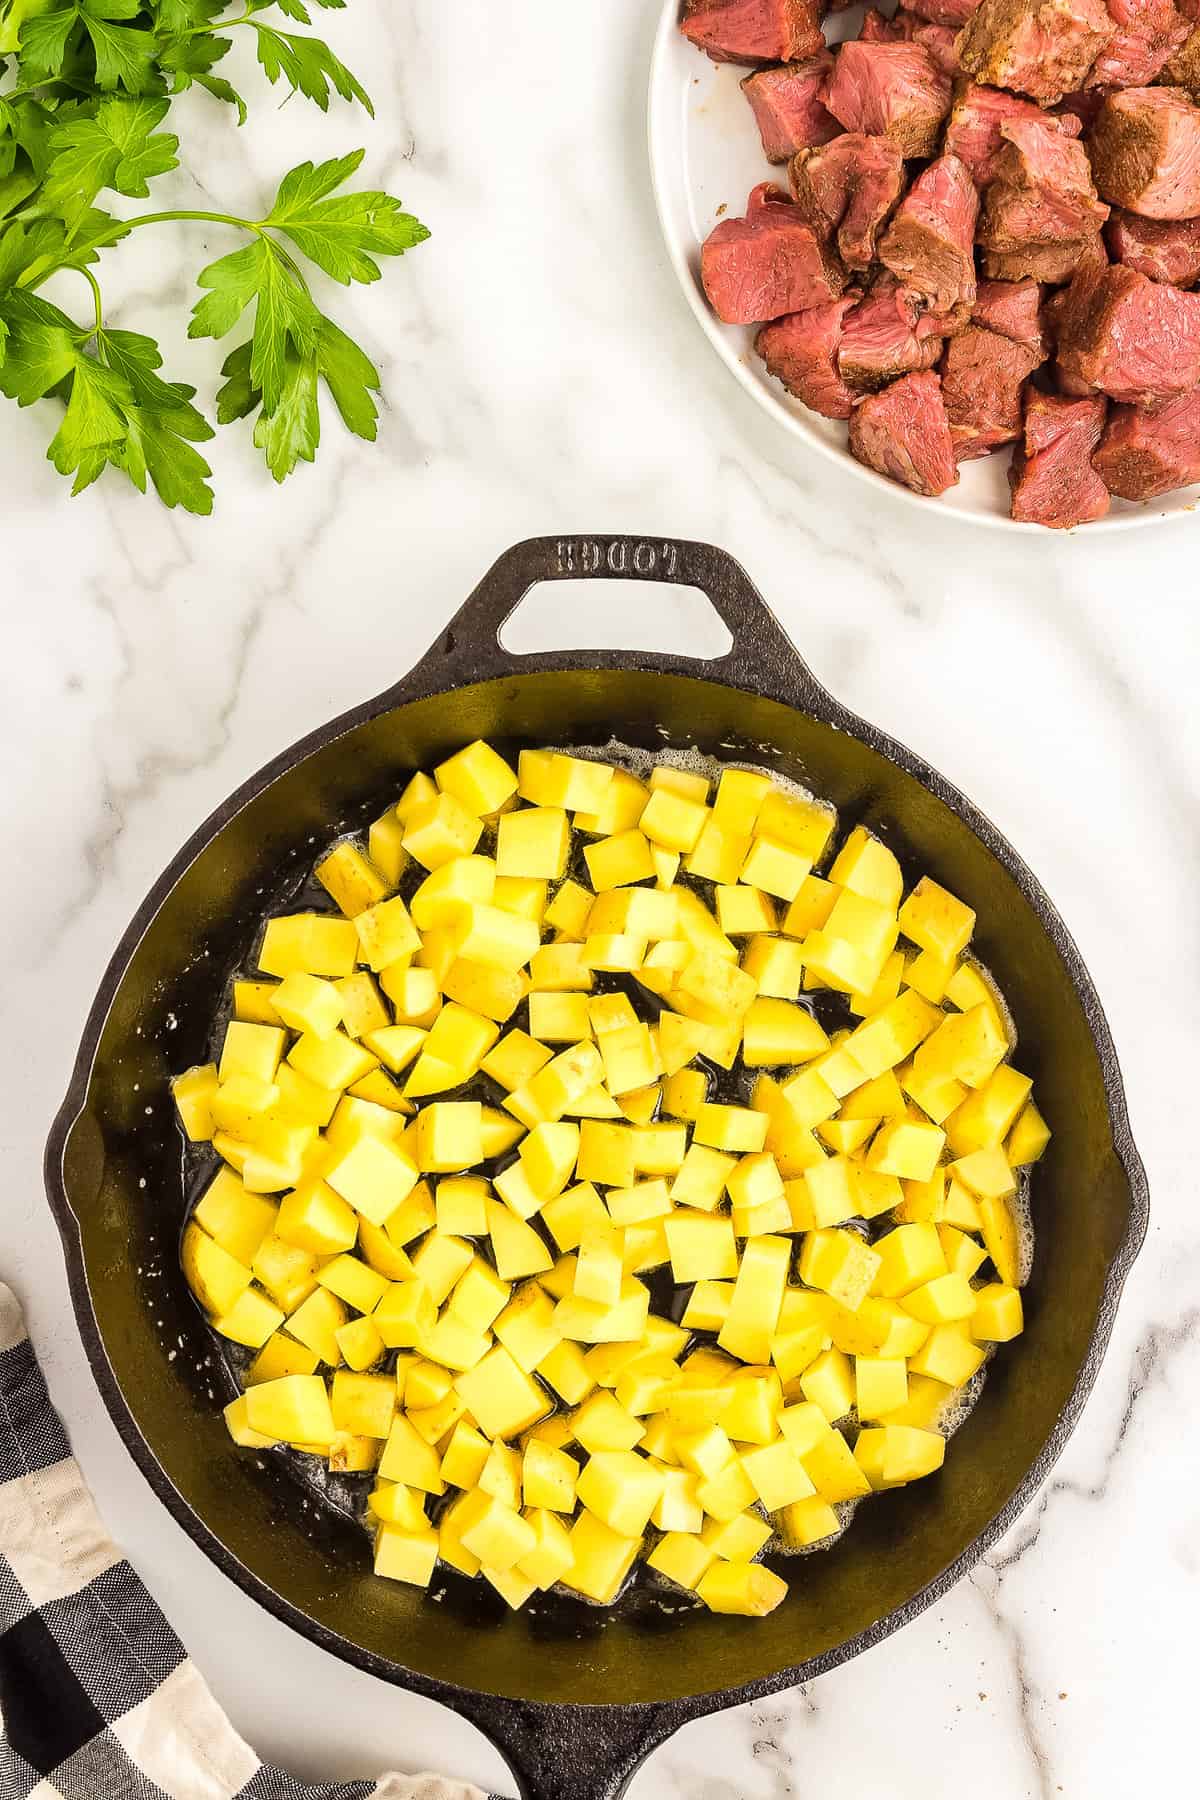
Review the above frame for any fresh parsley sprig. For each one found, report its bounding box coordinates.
[0,0,429,511]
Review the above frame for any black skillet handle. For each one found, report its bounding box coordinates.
[402,533,832,713]
[443,1690,714,1800]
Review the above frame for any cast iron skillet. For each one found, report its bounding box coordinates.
[45,536,1148,1800]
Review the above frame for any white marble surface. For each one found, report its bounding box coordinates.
[1,2,1198,1796]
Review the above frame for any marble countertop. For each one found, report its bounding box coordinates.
[2,2,1196,1795]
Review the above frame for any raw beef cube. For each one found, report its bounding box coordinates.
[1106,209,1200,284]
[848,370,960,494]
[880,154,980,312]
[1162,20,1200,82]
[1088,87,1200,220]
[679,0,826,64]
[1009,389,1110,522]
[838,278,947,387]
[1054,259,1200,400]
[1092,386,1200,496]
[742,55,840,161]
[824,42,953,157]
[861,7,909,37]
[790,134,908,271]
[701,184,847,323]
[982,232,1105,279]
[973,277,1048,354]
[901,0,983,23]
[855,10,964,68]
[1086,0,1189,87]
[941,324,1043,455]
[944,83,1073,186]
[955,0,1113,105]
[756,296,862,416]
[979,116,1109,255]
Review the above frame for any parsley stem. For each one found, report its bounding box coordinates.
[183,3,254,36]
[81,266,103,337]
[122,209,253,233]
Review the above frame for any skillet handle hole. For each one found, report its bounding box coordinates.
[499,577,734,661]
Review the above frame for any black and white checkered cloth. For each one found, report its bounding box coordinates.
[0,1283,485,1800]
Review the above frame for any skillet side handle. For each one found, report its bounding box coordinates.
[440,1693,703,1800]
[400,533,832,713]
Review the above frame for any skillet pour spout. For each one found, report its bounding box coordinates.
[45,535,1149,1800]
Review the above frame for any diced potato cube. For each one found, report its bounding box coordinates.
[577,1450,664,1537]
[516,1508,576,1590]
[485,1197,553,1282]
[719,1235,790,1365]
[972,1282,1024,1341]
[414,1102,484,1174]
[432,1174,488,1237]
[695,1105,768,1155]
[245,1374,334,1447]
[867,1118,945,1182]
[978,1193,1021,1287]
[665,1213,738,1284]
[233,983,282,1025]
[315,842,392,917]
[438,1421,490,1490]
[518,1436,578,1512]
[639,786,709,854]
[858,1424,945,1487]
[457,1492,538,1573]
[368,1481,429,1529]
[909,1322,985,1386]
[335,1309,386,1373]
[799,1348,855,1422]
[172,1064,218,1141]
[316,1253,389,1315]
[377,1412,444,1493]
[855,1356,909,1420]
[436,739,518,815]
[402,792,483,871]
[259,914,359,979]
[715,885,777,938]
[1007,1100,1050,1167]
[741,998,829,1069]
[778,1494,841,1548]
[647,1531,716,1591]
[684,817,750,886]
[367,811,409,888]
[697,1560,787,1616]
[421,1313,494,1373]
[331,1370,396,1438]
[181,1223,252,1317]
[901,1272,977,1325]
[526,993,590,1043]
[899,877,975,960]
[246,1331,319,1385]
[584,829,656,891]
[481,1029,552,1094]
[325,1134,418,1227]
[193,1167,277,1265]
[224,1394,277,1448]
[798,1230,881,1311]
[846,992,941,1079]
[828,827,903,908]
[219,1021,286,1087]
[562,1510,642,1603]
[455,1345,549,1438]
[383,1180,437,1245]
[740,1441,814,1510]
[373,1280,437,1349]
[211,1286,285,1348]
[871,1224,947,1298]
[374,1524,439,1587]
[493,1282,562,1372]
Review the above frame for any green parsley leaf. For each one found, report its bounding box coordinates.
[189,233,320,414]
[81,2,160,95]
[43,96,178,224]
[214,337,257,423]
[0,289,81,404]
[250,20,372,115]
[264,150,430,284]
[252,342,318,479]
[15,5,79,82]
[315,313,377,438]
[46,351,128,479]
[157,31,246,123]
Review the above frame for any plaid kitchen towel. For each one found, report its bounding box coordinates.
[0,1283,486,1800]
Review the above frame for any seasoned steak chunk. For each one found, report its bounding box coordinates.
[742,55,840,161]
[1105,208,1200,282]
[1054,257,1200,400]
[1009,388,1110,522]
[955,0,1113,104]
[757,296,862,416]
[680,0,825,64]
[701,184,847,324]
[790,134,908,271]
[824,41,954,156]
[848,370,960,493]
[879,154,980,312]
[944,81,1078,186]
[1086,0,1189,87]
[973,276,1048,353]
[1092,386,1200,495]
[942,324,1042,455]
[1088,86,1200,218]
[838,278,949,387]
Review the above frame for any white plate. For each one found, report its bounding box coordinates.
[647,2,1198,532]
